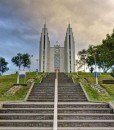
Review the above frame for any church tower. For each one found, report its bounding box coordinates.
[39,24,50,72]
[64,24,75,72]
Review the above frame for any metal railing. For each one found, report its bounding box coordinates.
[53,71,58,130]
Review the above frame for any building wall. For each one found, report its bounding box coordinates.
[39,25,50,72]
[64,25,75,72]
[49,47,54,72]
[49,47,65,72]
[60,47,65,72]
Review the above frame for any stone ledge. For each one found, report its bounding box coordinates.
[24,82,35,101]
[109,101,114,112]
[79,82,90,102]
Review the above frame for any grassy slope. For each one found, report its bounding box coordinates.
[0,72,46,101]
[69,72,114,102]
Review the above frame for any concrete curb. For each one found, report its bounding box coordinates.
[109,101,114,112]
[79,82,91,102]
[71,75,91,102]
[0,103,3,109]
[24,82,35,101]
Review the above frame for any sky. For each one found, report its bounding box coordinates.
[0,0,114,74]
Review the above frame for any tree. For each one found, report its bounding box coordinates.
[78,49,87,72]
[86,29,114,73]
[11,53,32,70]
[0,57,9,75]
[22,53,31,70]
[11,53,23,70]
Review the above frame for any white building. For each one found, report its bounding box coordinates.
[39,23,75,72]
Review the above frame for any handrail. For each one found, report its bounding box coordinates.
[53,71,58,130]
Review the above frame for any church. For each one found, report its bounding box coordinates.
[39,24,75,72]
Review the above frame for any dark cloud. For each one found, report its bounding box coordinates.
[0,0,114,74]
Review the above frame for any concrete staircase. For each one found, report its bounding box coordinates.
[27,73,55,102]
[58,73,87,102]
[57,73,114,129]
[0,73,114,130]
[0,73,55,130]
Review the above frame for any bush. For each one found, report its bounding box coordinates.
[111,69,114,77]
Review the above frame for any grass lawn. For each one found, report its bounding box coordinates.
[0,72,47,101]
[68,72,114,102]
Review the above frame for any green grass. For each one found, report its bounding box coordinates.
[68,72,114,102]
[101,84,114,101]
[0,72,47,101]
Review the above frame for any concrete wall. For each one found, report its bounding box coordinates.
[50,47,55,72]
[60,47,65,72]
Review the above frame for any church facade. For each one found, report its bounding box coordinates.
[39,24,75,72]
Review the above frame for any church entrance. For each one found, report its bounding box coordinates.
[54,44,60,72]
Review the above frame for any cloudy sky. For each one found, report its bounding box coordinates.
[0,0,114,74]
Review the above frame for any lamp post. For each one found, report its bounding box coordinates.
[80,54,87,72]
[36,59,39,74]
[75,60,79,75]
[0,59,1,75]
[89,47,98,85]
[29,55,33,71]
[17,54,21,84]
[93,53,98,85]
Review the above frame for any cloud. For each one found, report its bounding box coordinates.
[0,0,114,74]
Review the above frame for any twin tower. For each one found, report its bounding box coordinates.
[39,24,75,73]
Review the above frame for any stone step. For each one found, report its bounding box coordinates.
[29,94,54,97]
[58,108,113,114]
[27,99,54,102]
[0,128,53,130]
[58,114,114,120]
[0,114,53,120]
[57,128,114,130]
[31,89,54,92]
[58,86,81,89]
[34,84,54,86]
[58,120,114,127]
[30,92,54,94]
[3,104,54,108]
[58,93,86,95]
[31,90,54,92]
[58,88,81,91]
[58,99,87,102]
[58,91,84,93]
[58,95,86,98]
[1,127,114,130]
[0,120,53,127]
[58,88,82,91]
[58,103,109,108]
[0,108,54,113]
[58,84,76,87]
[58,93,84,95]
[58,94,86,99]
[30,91,54,95]
[28,96,54,99]
[58,92,84,94]
[32,87,54,90]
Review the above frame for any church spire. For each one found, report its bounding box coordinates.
[44,18,47,28]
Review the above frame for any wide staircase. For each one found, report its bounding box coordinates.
[0,73,114,130]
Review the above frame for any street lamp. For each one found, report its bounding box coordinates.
[0,59,1,75]
[93,53,98,85]
[74,59,79,75]
[80,54,87,72]
[36,59,39,73]
[29,55,33,71]
[89,47,98,85]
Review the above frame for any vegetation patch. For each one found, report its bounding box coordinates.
[69,72,114,102]
[0,72,47,101]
